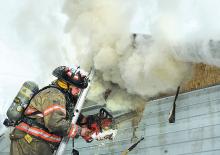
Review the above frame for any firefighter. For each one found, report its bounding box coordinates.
[9,66,113,155]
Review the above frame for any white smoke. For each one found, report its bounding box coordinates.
[63,0,191,111]
[149,0,220,66]
[12,0,76,85]
[64,0,220,111]
[2,0,218,113]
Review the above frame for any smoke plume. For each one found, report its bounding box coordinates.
[2,0,219,113]
[64,0,220,111]
[63,0,192,111]
[150,0,220,66]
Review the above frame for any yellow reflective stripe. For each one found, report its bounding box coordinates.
[43,105,66,116]
[24,107,43,117]
[16,123,61,143]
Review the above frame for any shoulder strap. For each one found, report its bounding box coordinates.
[21,85,68,131]
[23,85,56,116]
[27,85,53,104]
[25,85,76,122]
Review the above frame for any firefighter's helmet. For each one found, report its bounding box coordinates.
[52,66,88,89]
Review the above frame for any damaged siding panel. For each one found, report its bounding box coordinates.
[128,137,220,155]
[139,99,220,128]
[138,124,220,148]
[141,111,220,137]
[65,85,220,155]
[145,85,220,115]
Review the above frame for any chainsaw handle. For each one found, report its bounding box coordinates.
[99,108,113,119]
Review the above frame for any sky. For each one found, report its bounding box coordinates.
[0,0,70,134]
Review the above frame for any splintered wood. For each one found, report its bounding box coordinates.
[182,63,220,92]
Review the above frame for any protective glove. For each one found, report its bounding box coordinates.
[68,124,79,139]
[80,127,94,143]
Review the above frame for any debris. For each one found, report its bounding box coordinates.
[121,137,144,155]
[168,86,180,123]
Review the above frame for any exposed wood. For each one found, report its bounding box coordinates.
[182,63,220,91]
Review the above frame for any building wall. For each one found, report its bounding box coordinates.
[65,85,220,155]
[1,83,220,155]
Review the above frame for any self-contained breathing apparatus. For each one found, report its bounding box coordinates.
[3,81,77,128]
[3,81,39,127]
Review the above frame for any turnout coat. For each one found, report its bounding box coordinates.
[10,87,73,155]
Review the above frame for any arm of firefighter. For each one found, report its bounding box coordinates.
[41,92,71,136]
